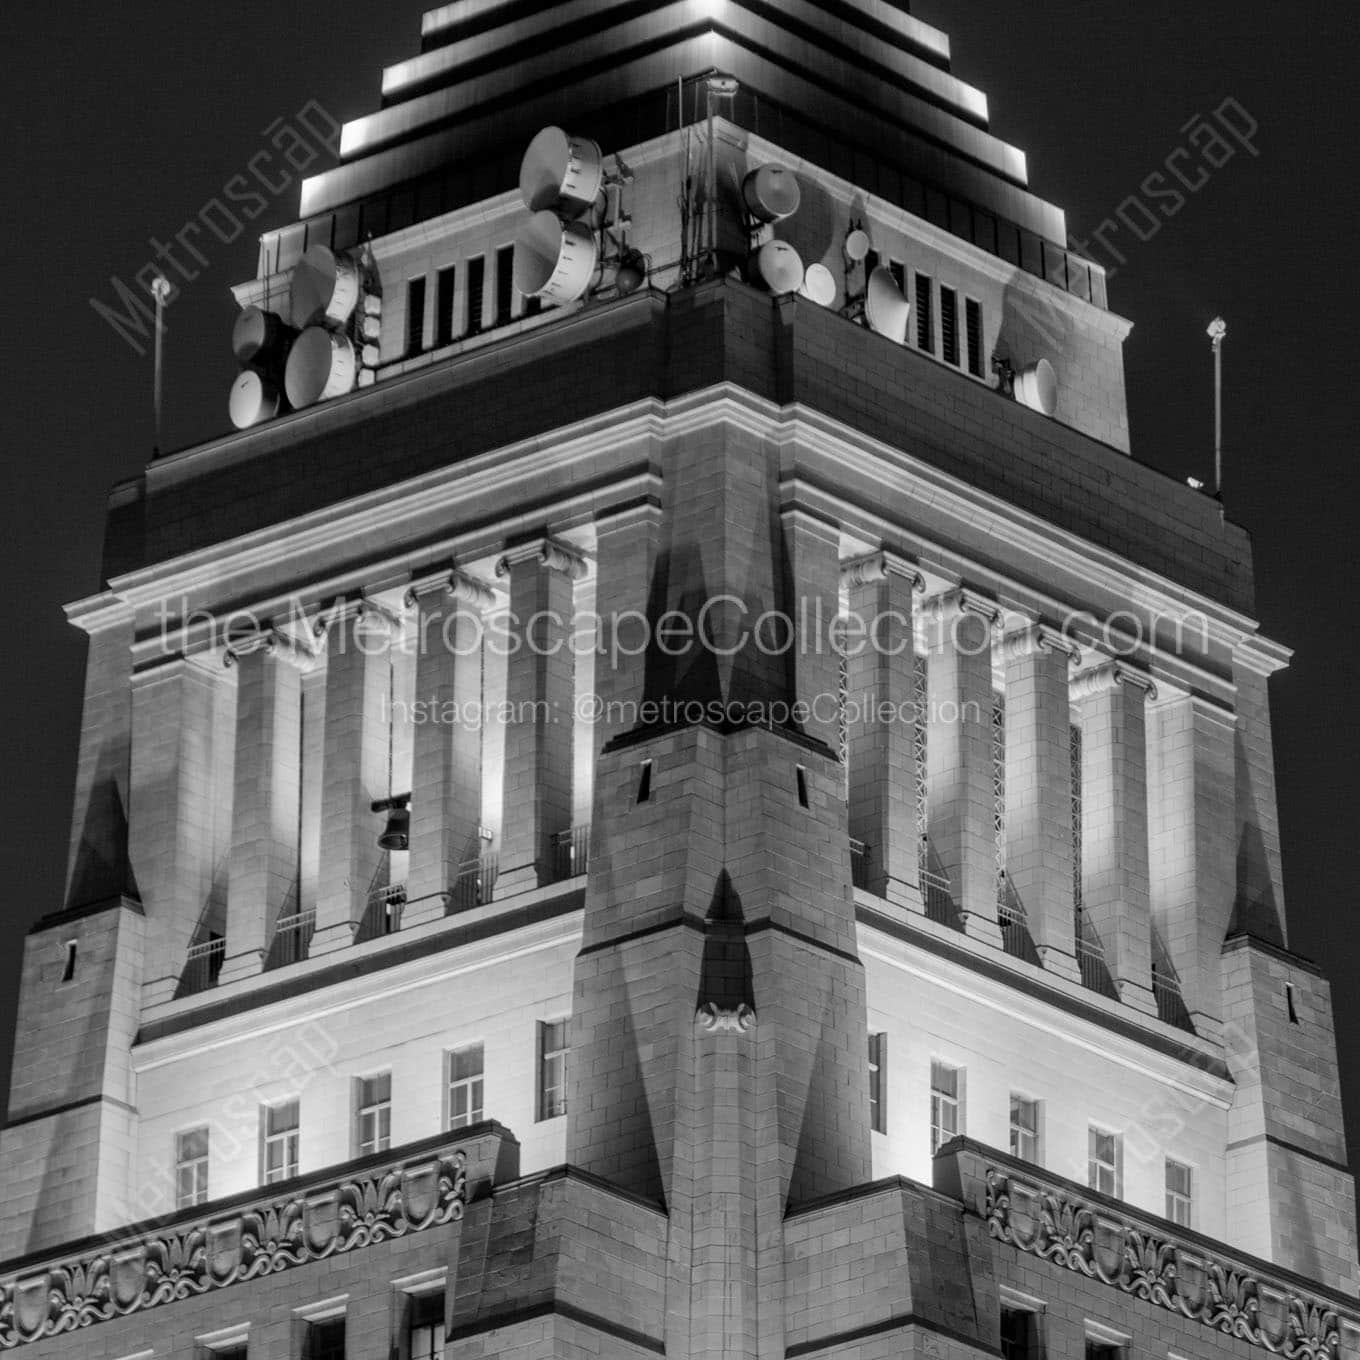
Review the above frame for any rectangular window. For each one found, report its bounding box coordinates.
[447,1045,484,1130]
[524,294,543,317]
[409,1291,445,1360]
[941,285,960,366]
[176,1127,210,1209]
[966,297,984,377]
[406,276,427,356]
[305,1318,346,1360]
[1088,1126,1121,1197]
[356,1073,392,1156]
[929,1061,961,1154]
[466,255,485,335]
[435,265,457,348]
[868,1033,887,1134]
[1000,1307,1037,1360]
[888,258,906,293]
[495,244,515,326]
[1009,1095,1039,1163]
[1086,1340,1124,1360]
[538,1019,569,1121]
[915,273,934,353]
[261,1101,300,1185]
[1165,1158,1193,1226]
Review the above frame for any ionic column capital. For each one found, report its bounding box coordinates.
[405,569,498,612]
[1070,660,1158,703]
[840,549,925,592]
[495,538,589,581]
[1000,623,1080,666]
[921,587,1000,627]
[223,630,275,668]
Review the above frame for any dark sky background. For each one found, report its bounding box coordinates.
[2,1,1358,1185]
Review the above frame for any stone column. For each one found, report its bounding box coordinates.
[1002,624,1080,979]
[129,653,220,1004]
[495,540,584,893]
[780,506,841,752]
[843,550,923,906]
[405,570,497,925]
[312,600,396,955]
[923,590,1000,940]
[1147,693,1236,1031]
[1071,662,1157,1013]
[219,632,307,984]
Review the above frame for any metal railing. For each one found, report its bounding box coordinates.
[179,935,225,997]
[266,908,316,970]
[357,883,406,943]
[1152,966,1195,1032]
[451,852,499,913]
[1075,914,1119,1000]
[551,824,591,883]
[996,874,1041,966]
[849,839,870,890]
[920,867,961,929]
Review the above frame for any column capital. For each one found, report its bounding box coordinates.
[495,537,589,581]
[840,550,925,592]
[921,587,1000,627]
[1000,623,1080,666]
[406,569,498,612]
[224,628,318,671]
[1071,660,1158,703]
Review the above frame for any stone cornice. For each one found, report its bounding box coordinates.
[0,1136,474,1349]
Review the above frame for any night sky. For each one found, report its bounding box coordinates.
[3,2,1358,1187]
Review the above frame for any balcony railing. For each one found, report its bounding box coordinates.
[1152,965,1195,1032]
[178,935,225,998]
[451,851,499,912]
[356,883,406,943]
[1075,914,1119,1000]
[996,874,1041,966]
[265,908,316,970]
[550,824,591,883]
[849,839,870,890]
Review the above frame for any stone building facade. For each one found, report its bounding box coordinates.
[2,3,1356,1358]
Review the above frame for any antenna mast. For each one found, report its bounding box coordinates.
[1207,317,1227,498]
[150,275,173,456]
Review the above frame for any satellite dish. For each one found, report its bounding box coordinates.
[742,165,801,223]
[514,210,599,307]
[865,266,910,344]
[1014,358,1059,416]
[284,326,357,409]
[232,306,295,366]
[800,263,836,307]
[752,240,804,295]
[228,370,280,430]
[845,228,871,263]
[288,245,360,329]
[519,127,604,220]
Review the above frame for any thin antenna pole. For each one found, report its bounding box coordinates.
[150,275,172,456]
[1208,317,1227,498]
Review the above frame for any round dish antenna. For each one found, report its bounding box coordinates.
[519,126,604,220]
[865,266,910,344]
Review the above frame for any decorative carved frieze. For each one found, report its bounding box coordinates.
[983,1165,1348,1360]
[0,1147,467,1349]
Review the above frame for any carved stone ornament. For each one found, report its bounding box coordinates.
[696,1003,756,1033]
[0,1148,467,1349]
[984,1166,1347,1360]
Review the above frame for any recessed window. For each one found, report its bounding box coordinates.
[888,258,906,293]
[1000,1306,1039,1360]
[796,765,809,808]
[915,274,934,353]
[1286,983,1300,1023]
[356,1073,392,1156]
[176,1127,210,1209]
[495,244,515,327]
[409,1290,445,1360]
[636,759,653,804]
[1087,1126,1122,1197]
[929,1061,961,1154]
[435,265,457,348]
[1009,1094,1039,1163]
[1165,1158,1193,1226]
[538,1019,569,1121]
[965,297,984,377]
[447,1045,484,1130]
[304,1317,346,1360]
[405,276,427,356]
[1085,1335,1126,1360]
[261,1100,299,1185]
[868,1033,887,1133]
[61,940,78,983]
[941,286,960,366]
[466,255,485,336]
